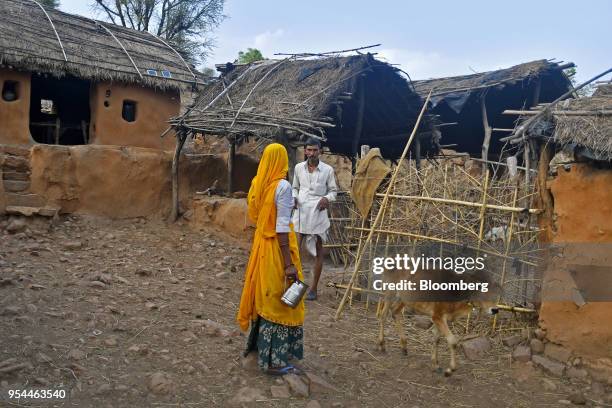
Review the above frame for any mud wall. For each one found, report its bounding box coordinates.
[89,82,179,151]
[29,145,225,219]
[0,154,5,214]
[0,69,32,145]
[189,196,254,240]
[539,163,612,360]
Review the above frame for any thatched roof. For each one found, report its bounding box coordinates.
[551,95,612,161]
[0,0,197,90]
[172,54,428,158]
[413,60,570,113]
[593,83,612,97]
[410,60,571,156]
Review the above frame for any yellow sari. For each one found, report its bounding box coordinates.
[237,143,304,331]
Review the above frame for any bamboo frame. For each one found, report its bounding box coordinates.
[374,193,541,214]
[334,90,433,320]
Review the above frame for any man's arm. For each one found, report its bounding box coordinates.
[316,166,338,211]
[292,163,300,208]
[324,167,338,202]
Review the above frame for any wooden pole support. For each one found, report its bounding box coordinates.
[334,90,433,321]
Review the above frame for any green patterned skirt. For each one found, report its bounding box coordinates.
[245,316,304,370]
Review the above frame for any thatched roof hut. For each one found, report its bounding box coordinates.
[412,60,572,157]
[552,96,612,161]
[522,91,612,162]
[0,0,197,90]
[172,54,429,158]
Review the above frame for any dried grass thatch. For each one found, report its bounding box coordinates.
[0,0,197,90]
[552,95,612,161]
[413,60,569,107]
[172,54,428,158]
[409,60,571,156]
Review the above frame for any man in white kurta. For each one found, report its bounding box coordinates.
[292,139,338,300]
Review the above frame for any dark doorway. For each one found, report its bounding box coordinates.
[29,75,91,145]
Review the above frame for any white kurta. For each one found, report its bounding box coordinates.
[291,160,338,256]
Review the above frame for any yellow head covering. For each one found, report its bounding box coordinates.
[248,143,289,225]
[237,143,304,331]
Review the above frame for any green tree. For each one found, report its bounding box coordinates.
[201,67,216,78]
[39,0,60,8]
[93,0,225,66]
[236,48,264,64]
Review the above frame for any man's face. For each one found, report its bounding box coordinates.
[305,144,320,162]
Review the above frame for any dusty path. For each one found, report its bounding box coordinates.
[0,215,601,407]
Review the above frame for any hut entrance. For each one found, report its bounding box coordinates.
[29,75,91,145]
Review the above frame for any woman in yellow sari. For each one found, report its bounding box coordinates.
[238,143,305,375]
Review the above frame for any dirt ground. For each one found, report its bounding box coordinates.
[0,214,605,407]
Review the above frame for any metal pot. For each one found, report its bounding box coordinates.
[281,278,309,308]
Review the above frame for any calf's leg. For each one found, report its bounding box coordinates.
[391,304,407,355]
[432,315,458,375]
[377,301,390,352]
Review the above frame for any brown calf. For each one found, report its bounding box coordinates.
[376,268,498,375]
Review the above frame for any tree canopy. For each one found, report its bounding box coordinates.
[236,48,264,64]
[93,0,225,66]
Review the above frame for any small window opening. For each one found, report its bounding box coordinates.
[2,80,19,102]
[104,100,110,108]
[122,100,137,122]
[41,99,56,114]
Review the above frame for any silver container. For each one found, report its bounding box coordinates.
[281,278,309,308]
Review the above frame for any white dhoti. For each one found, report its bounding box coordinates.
[292,198,329,257]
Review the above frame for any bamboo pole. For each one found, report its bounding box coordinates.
[492,183,520,331]
[476,170,490,252]
[335,91,433,320]
[374,193,541,214]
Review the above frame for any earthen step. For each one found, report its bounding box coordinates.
[3,180,30,192]
[5,206,59,217]
[0,145,31,157]
[2,171,30,182]
[2,155,30,171]
[6,193,45,208]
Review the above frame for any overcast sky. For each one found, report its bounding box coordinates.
[61,0,610,82]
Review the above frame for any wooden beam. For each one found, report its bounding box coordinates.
[351,78,366,162]
[480,94,492,171]
[227,139,235,194]
[171,130,188,222]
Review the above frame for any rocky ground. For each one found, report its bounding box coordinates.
[0,214,610,407]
